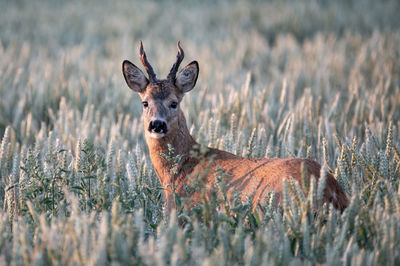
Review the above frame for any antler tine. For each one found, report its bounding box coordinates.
[139,41,157,82]
[167,41,185,81]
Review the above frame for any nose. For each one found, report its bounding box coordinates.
[148,120,168,134]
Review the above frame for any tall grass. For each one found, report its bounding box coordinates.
[0,0,399,265]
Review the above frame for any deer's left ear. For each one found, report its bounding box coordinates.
[176,61,199,93]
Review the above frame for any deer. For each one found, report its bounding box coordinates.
[122,41,349,215]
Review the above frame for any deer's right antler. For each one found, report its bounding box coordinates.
[139,41,157,82]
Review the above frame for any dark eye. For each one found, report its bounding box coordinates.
[142,101,148,108]
[170,102,178,109]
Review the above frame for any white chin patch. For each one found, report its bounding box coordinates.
[149,132,166,139]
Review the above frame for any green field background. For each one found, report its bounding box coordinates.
[0,0,400,265]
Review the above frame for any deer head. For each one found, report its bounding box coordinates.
[122,41,199,140]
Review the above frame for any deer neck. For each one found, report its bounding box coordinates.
[145,110,197,188]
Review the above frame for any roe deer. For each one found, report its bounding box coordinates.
[122,41,349,214]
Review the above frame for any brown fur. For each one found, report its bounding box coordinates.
[122,42,349,215]
[146,111,349,214]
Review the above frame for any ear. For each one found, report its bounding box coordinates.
[122,60,148,93]
[175,61,199,93]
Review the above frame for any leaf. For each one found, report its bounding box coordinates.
[253,210,262,227]
[110,182,120,188]
[149,223,158,230]
[41,198,52,205]
[6,184,18,191]
[60,168,71,173]
[83,175,96,179]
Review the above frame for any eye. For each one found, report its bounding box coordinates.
[142,101,148,108]
[170,102,178,109]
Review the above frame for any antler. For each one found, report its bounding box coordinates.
[167,41,185,81]
[139,41,157,82]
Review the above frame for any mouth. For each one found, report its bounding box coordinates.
[149,132,166,139]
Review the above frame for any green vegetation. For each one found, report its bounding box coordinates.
[0,0,399,264]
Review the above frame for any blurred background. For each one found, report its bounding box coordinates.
[0,0,399,152]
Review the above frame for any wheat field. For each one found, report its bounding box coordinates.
[0,0,400,265]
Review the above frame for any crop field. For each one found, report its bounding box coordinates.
[0,0,400,265]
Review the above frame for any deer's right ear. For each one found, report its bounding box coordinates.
[122,60,148,93]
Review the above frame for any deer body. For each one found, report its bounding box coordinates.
[123,42,349,214]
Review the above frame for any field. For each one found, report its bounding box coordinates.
[1,0,400,265]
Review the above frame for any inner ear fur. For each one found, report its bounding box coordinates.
[122,60,148,93]
[175,61,199,93]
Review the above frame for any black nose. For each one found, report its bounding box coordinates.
[148,120,168,134]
